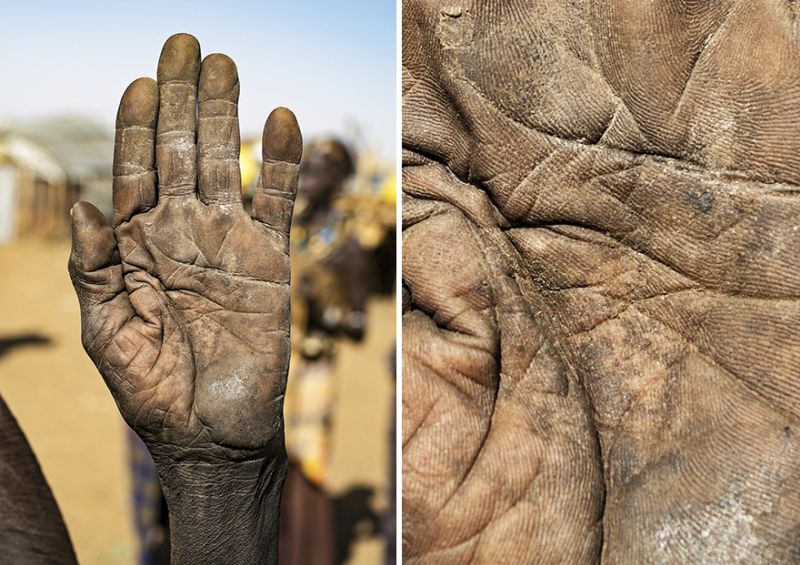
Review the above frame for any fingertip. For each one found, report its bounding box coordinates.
[262,107,302,164]
[157,33,201,83]
[116,77,158,128]
[71,201,107,230]
[199,53,239,101]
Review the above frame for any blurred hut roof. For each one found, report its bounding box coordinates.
[0,115,113,183]
[0,133,64,183]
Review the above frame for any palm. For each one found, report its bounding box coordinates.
[113,201,291,451]
[70,34,302,460]
[403,1,800,563]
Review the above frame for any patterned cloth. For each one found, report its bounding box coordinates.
[284,357,337,486]
[127,431,168,565]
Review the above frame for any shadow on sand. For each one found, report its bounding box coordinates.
[0,333,52,359]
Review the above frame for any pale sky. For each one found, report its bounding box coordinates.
[0,0,396,161]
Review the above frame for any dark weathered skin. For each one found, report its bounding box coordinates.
[402,1,800,563]
[0,394,77,564]
[69,33,302,564]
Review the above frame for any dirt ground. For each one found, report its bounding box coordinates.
[0,240,395,565]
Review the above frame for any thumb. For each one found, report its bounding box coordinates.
[69,201,117,276]
[68,201,133,362]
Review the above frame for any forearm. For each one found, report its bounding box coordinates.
[154,455,287,564]
[0,394,77,565]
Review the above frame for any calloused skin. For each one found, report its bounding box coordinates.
[403,1,800,564]
[69,33,301,564]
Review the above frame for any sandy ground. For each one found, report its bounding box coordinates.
[0,240,395,565]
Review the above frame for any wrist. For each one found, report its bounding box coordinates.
[153,454,287,565]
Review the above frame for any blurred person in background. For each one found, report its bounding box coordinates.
[280,137,394,565]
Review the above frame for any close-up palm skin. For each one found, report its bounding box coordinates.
[402,1,800,563]
[67,33,302,563]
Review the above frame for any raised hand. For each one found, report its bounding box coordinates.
[69,33,301,564]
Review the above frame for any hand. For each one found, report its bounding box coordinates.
[69,33,302,563]
[402,2,800,563]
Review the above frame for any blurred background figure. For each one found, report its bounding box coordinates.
[277,137,395,565]
[0,2,395,564]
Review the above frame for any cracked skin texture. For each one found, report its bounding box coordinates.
[402,1,800,563]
